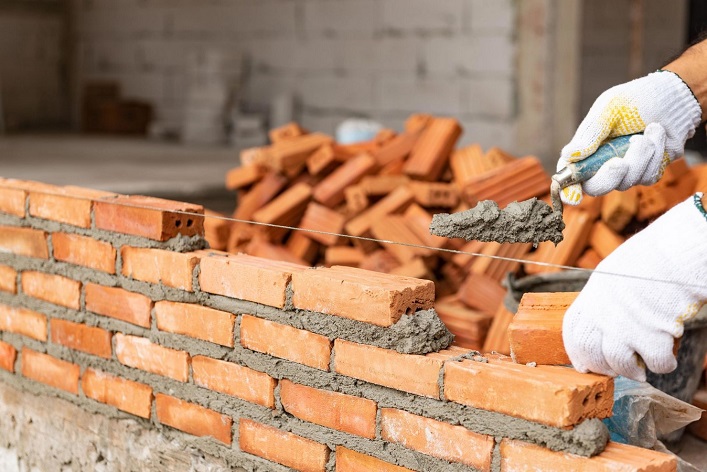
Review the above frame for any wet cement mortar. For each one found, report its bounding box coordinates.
[0,216,611,470]
[429,198,566,245]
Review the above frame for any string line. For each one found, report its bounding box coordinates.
[6,184,706,291]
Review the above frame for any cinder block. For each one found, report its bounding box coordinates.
[462,77,515,119]
[82,369,153,418]
[382,0,464,33]
[339,38,419,74]
[467,0,515,34]
[298,76,375,112]
[375,77,462,115]
[303,0,380,38]
[423,36,514,77]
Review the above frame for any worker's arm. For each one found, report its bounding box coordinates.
[556,39,706,206]
[563,193,707,381]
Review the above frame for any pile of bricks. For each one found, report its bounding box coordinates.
[218,116,707,357]
[0,178,678,471]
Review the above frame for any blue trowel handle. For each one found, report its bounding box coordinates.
[553,134,637,187]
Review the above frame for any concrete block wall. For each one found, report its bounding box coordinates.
[0,176,681,471]
[0,2,66,130]
[71,0,517,150]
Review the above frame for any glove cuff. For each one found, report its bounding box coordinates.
[652,70,703,142]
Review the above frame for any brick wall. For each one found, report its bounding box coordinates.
[0,176,679,470]
[0,2,66,130]
[71,0,517,150]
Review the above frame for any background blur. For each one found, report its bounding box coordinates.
[0,0,705,203]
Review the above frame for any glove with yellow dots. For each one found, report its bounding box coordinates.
[563,194,707,381]
[558,71,702,205]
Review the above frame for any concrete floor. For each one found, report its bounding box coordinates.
[0,134,238,212]
[1,133,705,469]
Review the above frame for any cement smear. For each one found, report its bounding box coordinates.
[429,198,565,245]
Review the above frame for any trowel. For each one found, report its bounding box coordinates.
[429,135,634,245]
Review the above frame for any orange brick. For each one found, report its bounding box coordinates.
[52,232,116,273]
[155,301,235,347]
[335,447,414,472]
[373,132,418,167]
[307,144,337,176]
[115,333,190,382]
[268,132,333,174]
[285,231,320,264]
[509,292,578,365]
[269,122,306,143]
[240,315,331,370]
[370,215,432,264]
[402,204,450,249]
[292,265,434,327]
[156,394,232,445]
[0,186,26,217]
[280,380,377,438]
[577,249,602,270]
[404,117,462,181]
[435,296,492,350]
[225,164,266,190]
[444,357,613,428]
[21,271,80,309]
[0,304,47,341]
[461,157,551,208]
[324,246,364,267]
[500,439,677,472]
[29,186,114,228]
[344,185,369,216]
[234,171,288,221]
[457,273,505,317]
[252,182,312,240]
[688,389,707,440]
[22,348,79,394]
[313,153,377,207]
[203,209,230,251]
[359,175,410,196]
[381,408,493,470]
[0,226,48,258]
[50,319,112,358]
[198,252,307,309]
[81,368,153,418]
[526,208,593,274]
[246,237,309,266]
[482,303,514,354]
[84,283,152,328]
[0,264,17,293]
[239,418,329,472]
[408,181,459,208]
[121,247,199,291]
[601,188,639,233]
[345,186,415,238]
[94,195,204,241]
[192,356,276,408]
[359,250,400,273]
[588,221,625,259]
[299,202,345,246]
[334,339,450,398]
[0,340,17,372]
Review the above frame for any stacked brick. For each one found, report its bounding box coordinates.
[0,178,677,471]
[221,118,706,357]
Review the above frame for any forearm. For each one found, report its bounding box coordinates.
[664,39,707,121]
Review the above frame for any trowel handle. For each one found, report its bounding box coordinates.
[554,134,638,186]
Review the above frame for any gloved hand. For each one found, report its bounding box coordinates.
[563,194,707,381]
[558,71,702,205]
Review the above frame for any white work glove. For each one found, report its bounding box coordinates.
[563,194,707,381]
[558,71,702,205]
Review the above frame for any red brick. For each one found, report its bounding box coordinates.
[121,247,199,291]
[21,271,80,309]
[52,232,116,273]
[0,340,17,372]
[298,202,346,246]
[192,356,276,408]
[115,333,190,382]
[292,265,434,327]
[0,186,26,217]
[0,264,17,293]
[22,348,80,394]
[313,153,377,207]
[500,439,677,471]
[268,122,306,143]
[81,368,153,418]
[240,315,331,370]
[225,164,266,190]
[0,304,47,341]
[155,394,232,445]
[381,408,493,470]
[94,195,204,241]
[335,447,414,472]
[84,283,152,328]
[509,292,578,365]
[334,340,461,398]
[280,380,377,438]
[198,251,307,309]
[239,418,329,472]
[50,319,112,358]
[444,357,614,428]
[155,301,235,347]
[344,186,415,238]
[29,186,114,228]
[0,226,48,258]
[403,117,462,181]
